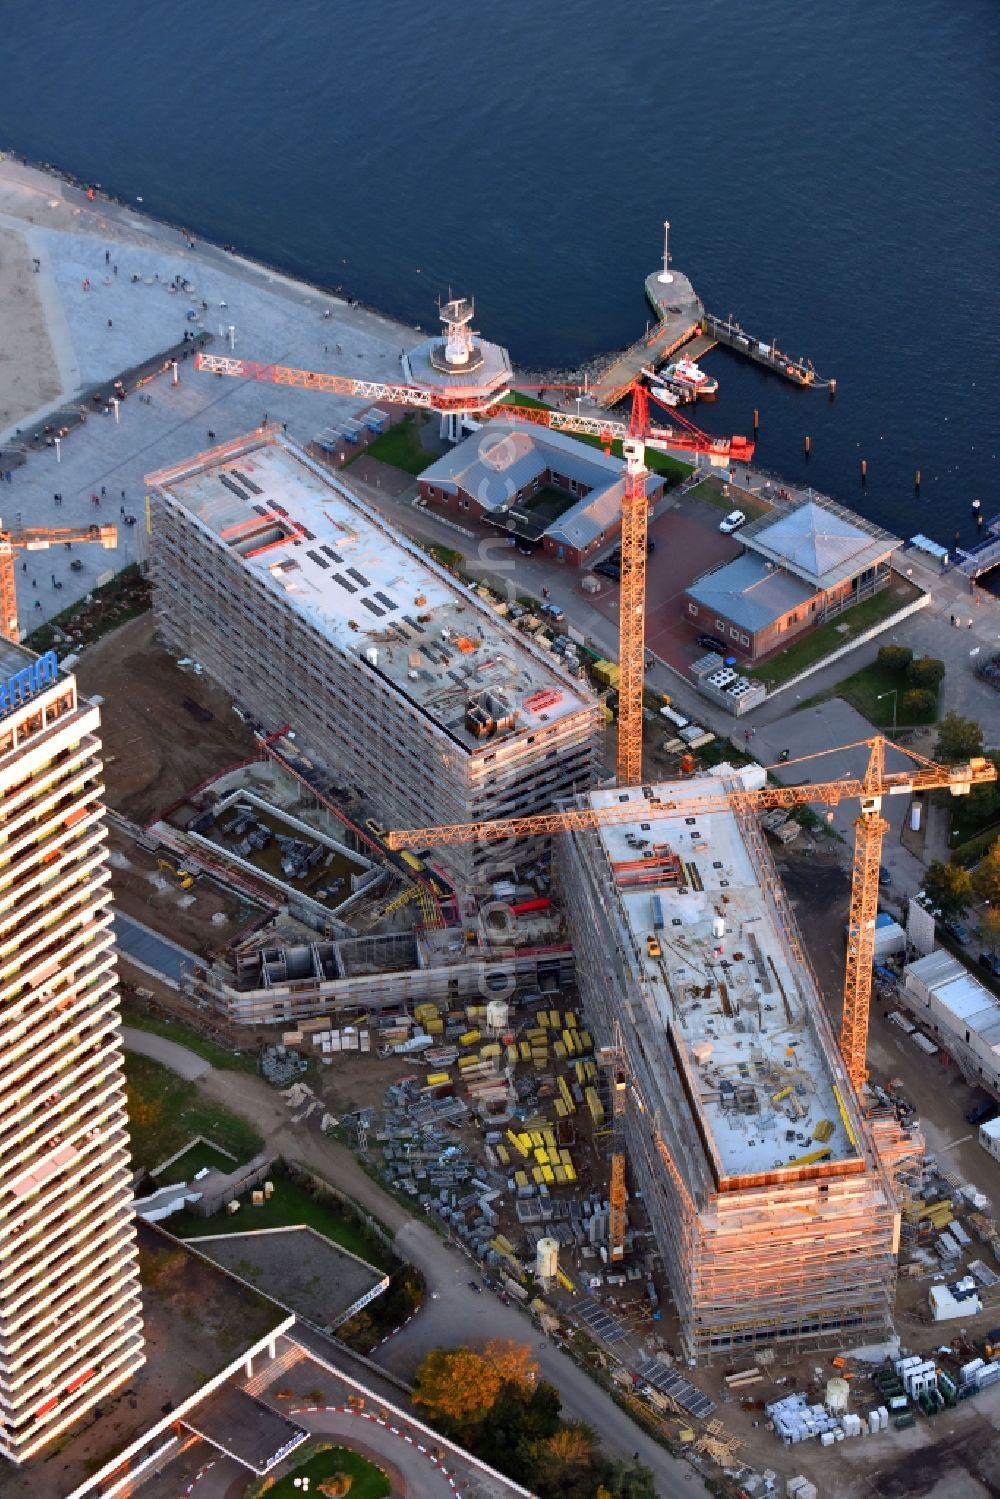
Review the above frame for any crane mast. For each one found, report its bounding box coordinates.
[0,523,118,643]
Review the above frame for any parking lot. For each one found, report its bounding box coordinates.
[589,494,742,673]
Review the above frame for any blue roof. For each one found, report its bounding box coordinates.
[687,553,816,634]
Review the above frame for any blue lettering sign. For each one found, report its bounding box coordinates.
[0,651,60,721]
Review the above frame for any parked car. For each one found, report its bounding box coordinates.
[944,920,969,946]
[594,561,620,581]
[878,866,892,886]
[697,633,727,654]
[719,509,747,534]
[966,1098,998,1126]
[979,951,1000,978]
[540,601,564,620]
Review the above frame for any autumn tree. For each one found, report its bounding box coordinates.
[413,1340,538,1425]
[923,859,973,918]
[980,907,1000,955]
[972,838,1000,908]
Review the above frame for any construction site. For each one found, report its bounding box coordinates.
[560,771,901,1359]
[145,427,603,889]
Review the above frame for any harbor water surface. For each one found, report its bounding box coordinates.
[1,0,998,551]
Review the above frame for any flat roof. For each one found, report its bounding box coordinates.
[148,434,593,751]
[687,552,817,633]
[181,1386,306,1473]
[740,499,899,591]
[585,771,862,1185]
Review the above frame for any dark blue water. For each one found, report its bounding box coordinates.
[3,0,998,549]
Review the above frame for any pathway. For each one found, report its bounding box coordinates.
[121,1030,706,1497]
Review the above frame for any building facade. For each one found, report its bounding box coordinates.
[560,772,899,1359]
[147,432,603,887]
[0,647,143,1464]
[685,499,901,661]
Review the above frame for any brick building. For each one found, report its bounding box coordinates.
[418,422,663,566]
[685,499,900,661]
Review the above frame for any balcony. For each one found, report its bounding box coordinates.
[0,759,104,856]
[0,738,98,827]
[0,907,115,1008]
[0,1245,141,1373]
[0,1052,126,1169]
[2,982,120,1090]
[0,838,110,953]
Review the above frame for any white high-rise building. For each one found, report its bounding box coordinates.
[0,646,143,1465]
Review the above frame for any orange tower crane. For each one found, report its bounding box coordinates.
[194,353,753,785]
[388,739,997,1094]
[0,523,118,643]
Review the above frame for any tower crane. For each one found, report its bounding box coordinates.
[387,738,997,1093]
[0,523,118,643]
[194,351,751,784]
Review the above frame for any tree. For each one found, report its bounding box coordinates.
[980,907,1000,954]
[972,838,1000,907]
[934,711,984,765]
[876,644,913,673]
[545,1425,597,1468]
[906,655,945,691]
[923,859,973,917]
[413,1340,538,1426]
[900,688,936,721]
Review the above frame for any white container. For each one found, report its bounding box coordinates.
[536,1236,559,1279]
[486,999,510,1032]
[826,1376,849,1415]
[711,915,726,941]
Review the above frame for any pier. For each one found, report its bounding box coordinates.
[595,269,704,406]
[955,515,1000,580]
[597,258,833,408]
[701,313,833,389]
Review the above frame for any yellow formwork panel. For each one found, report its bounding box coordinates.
[538,1011,551,1029]
[565,1011,578,1029]
[578,1031,593,1054]
[458,1029,481,1047]
[553,1042,567,1061]
[586,1087,606,1126]
[530,1131,544,1148]
[553,1165,567,1185]
[519,1041,532,1061]
[564,1163,577,1184]
[457,1054,479,1069]
[532,1166,545,1185]
[526,1029,547,1044]
[481,1043,501,1060]
[506,1044,519,1068]
[562,1029,577,1056]
[548,1009,560,1029]
[559,1148,572,1167]
[555,1098,568,1118]
[497,1144,511,1166]
[541,1165,555,1185]
[426,1018,444,1035]
[425,1071,450,1086]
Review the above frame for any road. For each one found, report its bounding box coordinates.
[122,1031,706,1497]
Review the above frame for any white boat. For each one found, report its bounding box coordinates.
[658,358,719,398]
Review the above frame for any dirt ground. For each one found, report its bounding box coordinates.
[107,824,261,957]
[75,613,259,824]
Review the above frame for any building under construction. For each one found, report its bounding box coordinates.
[561,768,900,1360]
[146,430,601,886]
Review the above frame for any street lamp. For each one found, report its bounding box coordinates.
[877,688,898,737]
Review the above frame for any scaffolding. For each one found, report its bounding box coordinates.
[560,774,899,1361]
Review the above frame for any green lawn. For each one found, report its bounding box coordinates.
[747,580,925,687]
[153,1140,237,1186]
[122,1006,259,1073]
[265,1447,390,1499]
[169,1164,392,1270]
[518,484,576,522]
[124,1053,263,1171]
[687,476,769,522]
[571,430,692,485]
[351,414,434,475]
[806,661,939,728]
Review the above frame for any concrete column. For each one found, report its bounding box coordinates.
[244,1354,254,1379]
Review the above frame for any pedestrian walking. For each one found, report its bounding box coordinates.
[120,504,125,516]
[101,486,106,498]
[968,619,974,629]
[105,249,110,266]
[207,430,216,442]
[21,561,26,573]
[107,319,113,329]
[120,489,126,501]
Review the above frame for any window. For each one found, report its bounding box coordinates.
[739,633,750,647]
[688,603,699,616]
[730,626,740,639]
[460,498,469,510]
[788,611,799,624]
[715,619,726,632]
